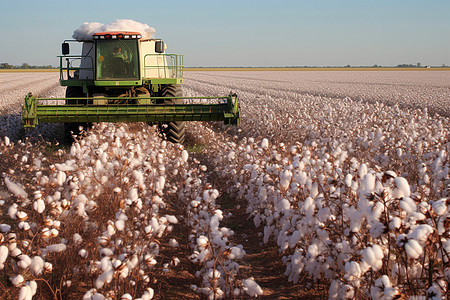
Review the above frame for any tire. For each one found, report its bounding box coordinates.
[63,86,89,144]
[159,84,186,144]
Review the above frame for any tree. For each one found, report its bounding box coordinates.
[0,63,12,69]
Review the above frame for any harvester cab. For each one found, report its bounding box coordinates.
[22,31,240,143]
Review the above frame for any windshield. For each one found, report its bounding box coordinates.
[96,39,139,80]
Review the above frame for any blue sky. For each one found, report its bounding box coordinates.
[1,0,449,67]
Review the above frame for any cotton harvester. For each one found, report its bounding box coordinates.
[21,31,240,143]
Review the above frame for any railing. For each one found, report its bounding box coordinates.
[143,54,183,79]
[58,55,94,81]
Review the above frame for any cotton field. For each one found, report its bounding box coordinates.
[0,70,449,299]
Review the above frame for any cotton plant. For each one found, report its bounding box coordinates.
[0,124,197,298]
[179,156,262,299]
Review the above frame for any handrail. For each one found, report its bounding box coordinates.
[58,55,94,81]
[143,54,183,79]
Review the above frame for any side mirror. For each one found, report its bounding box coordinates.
[155,41,164,54]
[62,43,70,55]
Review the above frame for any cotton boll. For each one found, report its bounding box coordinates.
[344,261,361,280]
[79,249,88,259]
[279,170,292,190]
[0,224,11,233]
[261,138,269,150]
[197,236,209,249]
[431,198,447,216]
[18,254,32,269]
[46,243,67,253]
[33,198,45,214]
[0,245,9,269]
[4,177,28,199]
[399,197,416,214]
[10,274,25,287]
[115,220,125,231]
[30,256,45,275]
[392,177,411,198]
[18,285,32,300]
[389,217,402,230]
[242,278,263,297]
[227,246,246,260]
[165,215,178,224]
[404,239,423,259]
[73,233,83,244]
[169,239,179,248]
[408,224,433,244]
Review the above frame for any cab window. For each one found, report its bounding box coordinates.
[96,39,139,80]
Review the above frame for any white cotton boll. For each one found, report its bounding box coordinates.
[101,248,114,257]
[4,177,28,198]
[0,245,9,269]
[155,176,166,192]
[303,197,316,218]
[28,281,37,295]
[79,249,88,258]
[132,170,145,188]
[358,164,368,178]
[293,170,308,185]
[399,197,416,214]
[18,221,30,231]
[181,150,189,163]
[242,278,263,297]
[16,211,28,221]
[344,261,361,280]
[46,243,67,253]
[4,136,10,146]
[129,188,138,201]
[389,217,402,230]
[95,269,114,289]
[228,246,246,259]
[33,198,45,214]
[18,255,32,269]
[197,236,209,249]
[362,173,375,194]
[431,198,447,216]
[10,274,25,287]
[30,256,45,275]
[83,289,106,300]
[115,220,125,231]
[408,224,433,244]
[73,233,82,244]
[338,284,354,299]
[279,170,292,190]
[169,239,179,248]
[344,174,353,187]
[56,171,66,186]
[392,177,411,198]
[261,138,269,150]
[288,230,300,249]
[165,215,178,224]
[405,239,423,259]
[18,285,32,300]
[0,224,11,233]
[121,293,132,300]
[277,198,291,211]
[140,288,154,300]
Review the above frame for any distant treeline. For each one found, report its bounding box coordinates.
[191,64,448,69]
[0,63,57,69]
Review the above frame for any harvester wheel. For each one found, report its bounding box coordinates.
[63,86,89,144]
[160,84,186,144]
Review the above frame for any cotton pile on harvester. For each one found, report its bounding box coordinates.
[22,20,239,143]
